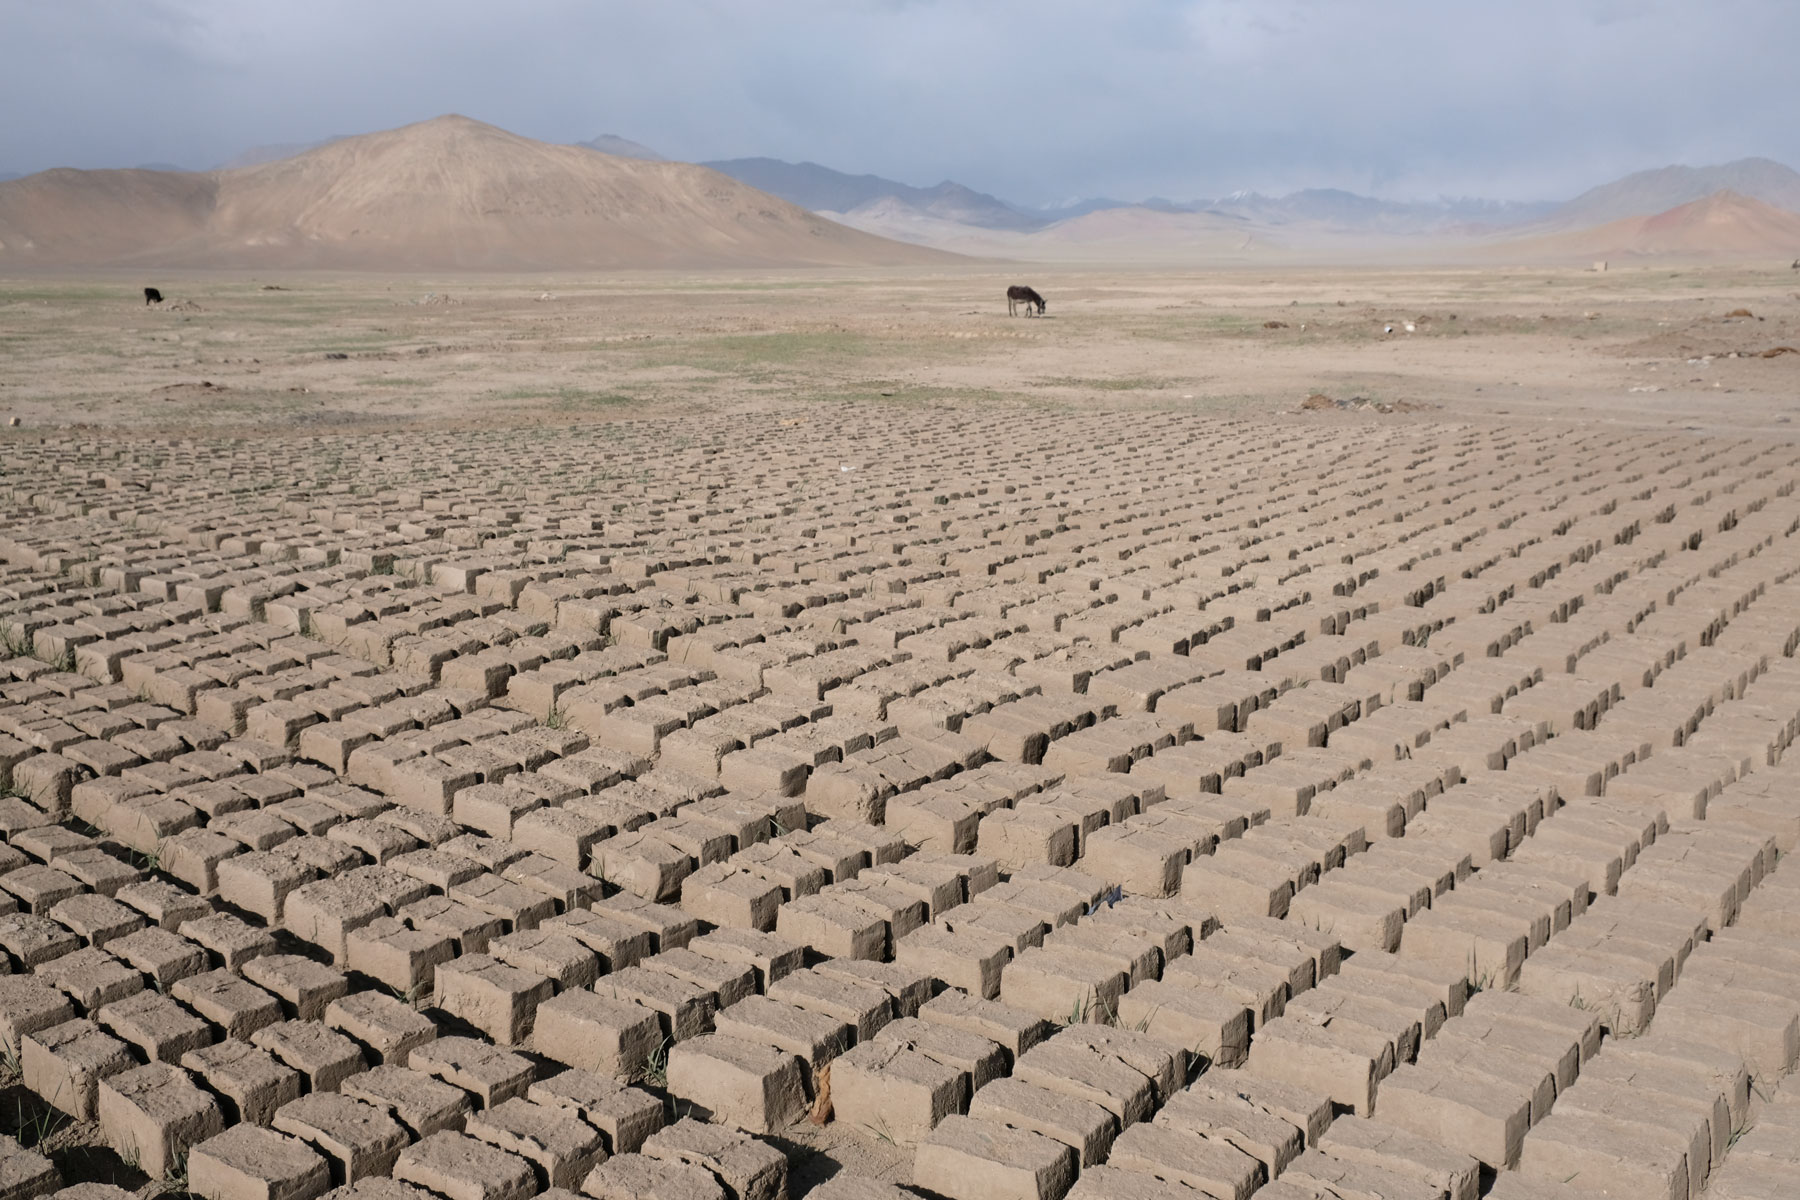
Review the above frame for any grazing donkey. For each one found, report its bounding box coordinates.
[1007,284,1046,317]
[143,287,163,306]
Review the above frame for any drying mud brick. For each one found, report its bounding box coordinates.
[664,1035,807,1134]
[98,1063,225,1181]
[188,1126,333,1200]
[531,989,662,1081]
[914,1116,1077,1200]
[392,1132,536,1200]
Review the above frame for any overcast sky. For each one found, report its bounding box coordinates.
[2,0,1793,205]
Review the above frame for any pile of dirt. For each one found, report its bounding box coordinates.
[1300,392,1434,414]
[0,116,955,270]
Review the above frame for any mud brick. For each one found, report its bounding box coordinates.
[98,1063,224,1180]
[435,955,553,1046]
[510,808,609,872]
[244,956,352,1023]
[172,969,284,1040]
[1186,1067,1333,1148]
[274,1092,412,1185]
[601,965,715,1042]
[641,947,753,1011]
[1107,1121,1266,1200]
[327,819,419,865]
[579,1154,725,1200]
[1284,1149,1443,1200]
[588,829,690,902]
[769,892,879,960]
[500,854,600,912]
[464,1097,604,1191]
[665,1034,807,1134]
[13,754,81,813]
[1115,978,1251,1069]
[108,925,206,989]
[1243,1013,1392,1116]
[1,864,84,914]
[21,1018,135,1121]
[324,991,437,1067]
[0,911,77,969]
[447,875,555,933]
[46,892,142,950]
[896,925,1011,1000]
[345,918,452,996]
[1064,1165,1207,1200]
[339,1062,468,1146]
[1010,1035,1155,1130]
[1001,945,1128,1026]
[681,862,784,931]
[518,989,653,1081]
[399,897,502,956]
[536,910,649,971]
[158,830,242,896]
[1316,1114,1479,1200]
[526,1070,661,1155]
[33,946,140,1014]
[1517,1109,1692,1200]
[218,852,318,924]
[591,893,698,952]
[251,1021,367,1094]
[403,1038,533,1113]
[480,930,595,994]
[639,1118,785,1200]
[915,1116,1078,1200]
[1156,1088,1304,1179]
[183,1040,304,1128]
[687,927,804,991]
[188,1124,332,1200]
[713,994,852,1071]
[1377,1061,1531,1169]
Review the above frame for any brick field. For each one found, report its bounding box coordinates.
[0,398,1796,1200]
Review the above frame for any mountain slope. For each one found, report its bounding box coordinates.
[1542,158,1800,229]
[1497,190,1800,261]
[703,157,1043,231]
[575,134,664,161]
[0,115,954,269]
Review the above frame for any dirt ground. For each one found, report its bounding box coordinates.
[1,263,1796,439]
[0,261,1798,1200]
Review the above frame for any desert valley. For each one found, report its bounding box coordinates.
[0,107,1797,1200]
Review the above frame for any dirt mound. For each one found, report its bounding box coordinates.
[0,115,955,270]
[1299,392,1434,414]
[1495,191,1800,262]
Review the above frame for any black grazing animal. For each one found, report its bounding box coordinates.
[1007,284,1046,317]
[143,287,163,306]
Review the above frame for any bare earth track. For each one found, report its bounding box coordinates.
[0,265,1796,1200]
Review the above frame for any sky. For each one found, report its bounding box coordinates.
[2,0,1794,206]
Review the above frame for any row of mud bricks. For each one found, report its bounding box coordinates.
[0,412,1793,1199]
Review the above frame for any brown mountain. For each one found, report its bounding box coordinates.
[1497,190,1800,262]
[0,115,954,269]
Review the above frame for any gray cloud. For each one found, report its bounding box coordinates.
[2,0,1794,204]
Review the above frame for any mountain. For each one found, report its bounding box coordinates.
[0,115,954,270]
[1207,189,1556,233]
[702,157,1044,231]
[576,134,664,161]
[1496,190,1800,261]
[1542,158,1800,230]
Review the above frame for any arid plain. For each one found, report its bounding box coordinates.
[0,262,1797,1200]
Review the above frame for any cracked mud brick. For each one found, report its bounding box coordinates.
[99,1062,224,1181]
[187,1125,332,1200]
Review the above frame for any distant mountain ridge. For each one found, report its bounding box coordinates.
[1541,158,1800,230]
[702,157,1046,231]
[576,134,664,161]
[0,115,954,269]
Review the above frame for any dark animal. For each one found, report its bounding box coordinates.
[1007,285,1046,317]
[143,287,163,306]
